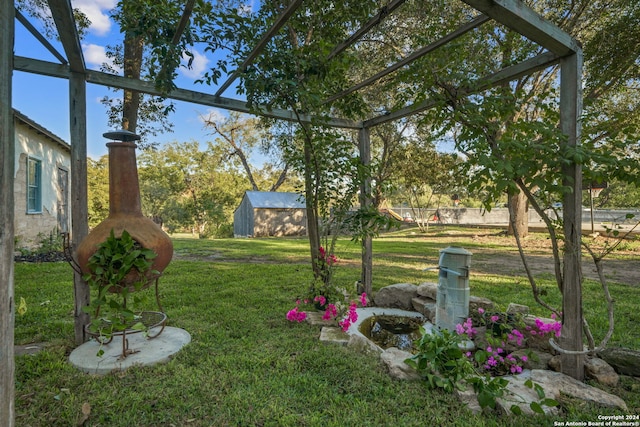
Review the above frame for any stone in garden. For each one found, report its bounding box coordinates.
[468,295,495,314]
[454,386,482,414]
[548,355,561,372]
[498,372,560,416]
[598,347,640,377]
[506,303,529,315]
[305,311,335,326]
[373,283,418,310]
[347,334,383,356]
[416,282,437,300]
[411,297,436,321]
[529,369,627,411]
[461,369,627,416]
[585,357,619,387]
[380,347,421,381]
[319,326,349,346]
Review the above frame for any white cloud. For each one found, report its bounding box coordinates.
[180,49,210,79]
[82,43,118,71]
[199,108,226,125]
[72,0,117,36]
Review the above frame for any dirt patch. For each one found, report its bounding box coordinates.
[460,232,640,287]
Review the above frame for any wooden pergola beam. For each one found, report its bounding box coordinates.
[462,0,581,56]
[1,2,15,426]
[327,0,408,61]
[13,55,362,130]
[214,0,304,97]
[364,50,561,127]
[324,14,491,104]
[46,0,84,73]
[15,8,67,65]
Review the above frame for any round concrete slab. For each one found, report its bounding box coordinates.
[69,326,191,375]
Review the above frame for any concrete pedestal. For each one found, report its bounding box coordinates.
[69,326,190,375]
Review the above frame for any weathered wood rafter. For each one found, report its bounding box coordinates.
[324,14,491,105]
[214,0,304,97]
[15,8,67,64]
[46,0,84,73]
[462,0,581,56]
[326,0,408,61]
[364,50,561,127]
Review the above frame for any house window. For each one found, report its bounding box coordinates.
[27,157,42,213]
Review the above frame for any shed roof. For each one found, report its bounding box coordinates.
[245,191,306,209]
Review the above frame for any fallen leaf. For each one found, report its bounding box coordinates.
[77,402,91,426]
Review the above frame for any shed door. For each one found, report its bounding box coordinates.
[57,168,69,233]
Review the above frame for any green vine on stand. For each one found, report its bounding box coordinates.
[82,229,158,355]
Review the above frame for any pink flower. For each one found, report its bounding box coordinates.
[490,315,500,323]
[339,318,351,332]
[319,246,326,258]
[456,324,465,335]
[322,304,338,320]
[286,307,307,323]
[314,295,326,306]
[360,293,368,307]
[521,355,528,362]
[486,346,493,353]
[478,307,485,314]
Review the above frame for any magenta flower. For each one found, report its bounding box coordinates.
[286,307,307,323]
[314,295,326,307]
[322,304,338,320]
[478,307,485,314]
[490,315,500,323]
[360,293,368,307]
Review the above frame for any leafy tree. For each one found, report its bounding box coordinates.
[86,157,109,228]
[16,0,89,38]
[202,111,290,191]
[199,2,376,280]
[137,141,246,237]
[397,142,466,231]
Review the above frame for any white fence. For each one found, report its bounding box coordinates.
[390,207,639,227]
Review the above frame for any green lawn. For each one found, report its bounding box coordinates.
[14,226,640,426]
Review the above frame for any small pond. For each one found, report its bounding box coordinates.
[358,314,424,351]
[347,307,433,353]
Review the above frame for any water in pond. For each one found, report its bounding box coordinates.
[358,315,425,352]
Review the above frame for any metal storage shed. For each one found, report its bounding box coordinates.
[234,191,307,238]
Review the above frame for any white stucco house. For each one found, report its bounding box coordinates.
[13,110,71,249]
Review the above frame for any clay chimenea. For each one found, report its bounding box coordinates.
[76,130,173,291]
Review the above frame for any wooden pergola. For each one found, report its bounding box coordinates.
[1,1,584,423]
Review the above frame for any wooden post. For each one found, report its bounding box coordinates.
[0,1,15,424]
[560,52,584,380]
[69,71,90,344]
[358,127,373,295]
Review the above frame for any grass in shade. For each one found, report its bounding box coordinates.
[14,226,640,426]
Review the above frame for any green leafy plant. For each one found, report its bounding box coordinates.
[407,322,559,414]
[82,229,158,352]
[405,327,475,393]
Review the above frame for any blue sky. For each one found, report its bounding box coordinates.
[13,0,241,159]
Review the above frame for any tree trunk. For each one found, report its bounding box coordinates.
[507,188,528,238]
[122,34,143,132]
[302,135,321,277]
